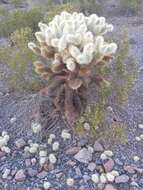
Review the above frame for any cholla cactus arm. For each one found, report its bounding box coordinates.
[28,11,118,126]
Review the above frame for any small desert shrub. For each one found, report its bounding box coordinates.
[0,8,44,37]
[0,27,44,91]
[119,0,141,14]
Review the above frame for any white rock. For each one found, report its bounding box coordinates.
[52,142,60,151]
[49,134,56,139]
[43,181,51,189]
[39,150,47,157]
[1,131,8,137]
[140,134,143,140]
[100,153,108,161]
[104,150,113,157]
[139,124,143,129]
[1,146,11,153]
[31,122,42,134]
[29,147,38,154]
[135,136,141,141]
[61,130,71,140]
[10,117,16,124]
[66,178,74,187]
[24,146,30,152]
[133,156,140,162]
[49,153,57,164]
[91,174,99,184]
[2,168,11,179]
[111,170,119,177]
[106,173,115,182]
[40,157,47,166]
[100,173,107,183]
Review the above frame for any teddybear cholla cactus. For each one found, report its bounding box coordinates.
[28,11,117,126]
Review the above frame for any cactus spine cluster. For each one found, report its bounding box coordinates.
[28,11,117,126]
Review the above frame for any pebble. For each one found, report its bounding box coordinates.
[100,153,108,161]
[124,165,135,174]
[31,158,37,166]
[37,171,48,179]
[115,174,129,183]
[10,117,16,124]
[91,173,99,184]
[66,147,81,155]
[25,159,31,167]
[104,184,117,190]
[0,151,6,158]
[15,169,26,181]
[49,154,57,164]
[106,173,115,182]
[43,181,51,189]
[2,168,11,179]
[66,178,74,187]
[27,168,37,177]
[83,174,90,182]
[94,141,104,152]
[66,160,76,166]
[135,136,141,141]
[104,159,115,172]
[52,141,60,151]
[88,162,96,171]
[139,124,143,129]
[15,138,26,149]
[133,156,140,162]
[74,148,92,164]
[75,167,82,177]
[100,173,107,183]
[104,150,113,157]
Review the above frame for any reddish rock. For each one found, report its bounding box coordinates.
[104,184,117,190]
[124,165,135,174]
[104,159,115,172]
[15,169,26,181]
[66,147,81,155]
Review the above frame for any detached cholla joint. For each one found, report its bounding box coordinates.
[28,12,117,126]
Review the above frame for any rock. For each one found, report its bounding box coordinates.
[115,158,123,166]
[0,151,6,158]
[27,168,37,177]
[10,117,16,124]
[66,178,74,187]
[104,159,115,172]
[2,168,11,179]
[66,160,76,166]
[104,184,117,190]
[106,173,115,182]
[75,167,82,177]
[25,159,31,167]
[83,175,90,182]
[139,124,143,129]
[15,169,26,181]
[37,171,48,179]
[43,181,51,189]
[15,138,26,149]
[91,173,99,184]
[66,147,81,155]
[74,148,92,164]
[31,158,37,166]
[115,174,129,183]
[78,138,88,147]
[94,141,104,152]
[124,165,135,174]
[88,162,96,171]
